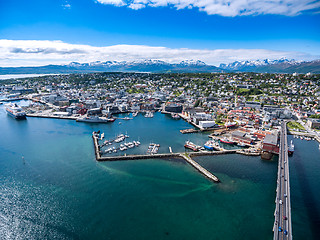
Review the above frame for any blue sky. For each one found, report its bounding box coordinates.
[0,0,320,66]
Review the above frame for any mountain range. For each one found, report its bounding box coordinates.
[1,58,320,74]
[219,58,320,73]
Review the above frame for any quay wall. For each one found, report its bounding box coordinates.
[98,153,181,161]
[27,113,77,120]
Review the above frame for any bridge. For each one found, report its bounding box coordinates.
[273,121,292,239]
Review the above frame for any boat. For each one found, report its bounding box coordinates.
[132,112,138,117]
[219,137,235,145]
[146,143,160,154]
[225,121,237,128]
[76,115,115,123]
[288,140,294,155]
[184,141,200,152]
[204,140,216,150]
[237,142,246,147]
[145,111,154,118]
[171,113,181,120]
[5,103,26,119]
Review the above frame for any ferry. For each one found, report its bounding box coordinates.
[288,140,294,155]
[184,141,200,152]
[5,103,26,119]
[219,137,235,145]
[76,115,115,123]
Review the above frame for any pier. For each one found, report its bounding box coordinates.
[179,153,220,182]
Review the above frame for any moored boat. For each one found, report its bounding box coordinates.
[237,142,246,147]
[288,140,294,155]
[76,115,115,123]
[220,137,235,145]
[184,141,200,152]
[145,111,154,118]
[204,140,215,150]
[171,113,181,120]
[5,103,26,119]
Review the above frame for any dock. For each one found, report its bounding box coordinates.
[26,113,78,120]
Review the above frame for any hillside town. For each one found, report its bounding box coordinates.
[1,72,320,159]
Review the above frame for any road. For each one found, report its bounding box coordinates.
[273,121,292,240]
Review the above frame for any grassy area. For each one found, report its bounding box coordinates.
[287,121,305,130]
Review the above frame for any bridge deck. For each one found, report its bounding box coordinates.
[273,122,292,240]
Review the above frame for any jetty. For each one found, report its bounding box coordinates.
[179,153,220,182]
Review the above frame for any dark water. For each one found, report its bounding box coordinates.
[0,101,319,239]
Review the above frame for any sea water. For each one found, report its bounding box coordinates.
[0,102,319,239]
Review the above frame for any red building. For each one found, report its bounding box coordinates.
[262,133,279,154]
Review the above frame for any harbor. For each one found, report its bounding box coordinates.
[92,131,244,183]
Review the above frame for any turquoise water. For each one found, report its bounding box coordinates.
[288,135,320,240]
[0,101,319,239]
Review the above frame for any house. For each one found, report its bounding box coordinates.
[307,118,320,129]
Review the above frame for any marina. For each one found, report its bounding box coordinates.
[92,131,239,182]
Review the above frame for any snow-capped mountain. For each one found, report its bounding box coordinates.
[219,58,301,70]
[66,59,207,68]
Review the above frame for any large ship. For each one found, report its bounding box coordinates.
[5,103,26,119]
[76,115,115,123]
[288,140,294,155]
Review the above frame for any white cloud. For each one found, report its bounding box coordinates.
[95,0,320,16]
[62,0,71,9]
[96,0,126,6]
[63,4,71,9]
[0,39,318,67]
[128,3,146,9]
